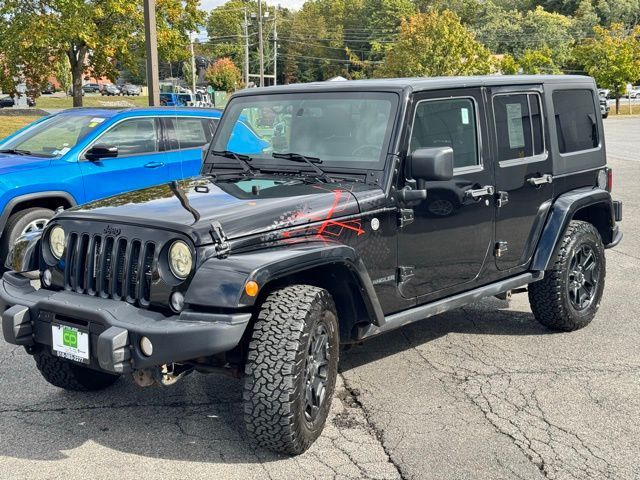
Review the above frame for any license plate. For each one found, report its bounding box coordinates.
[51,324,90,364]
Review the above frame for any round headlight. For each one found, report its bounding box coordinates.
[49,226,66,259]
[168,240,193,279]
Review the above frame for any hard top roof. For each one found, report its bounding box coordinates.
[233,75,596,97]
[56,106,223,117]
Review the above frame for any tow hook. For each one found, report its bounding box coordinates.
[132,363,194,387]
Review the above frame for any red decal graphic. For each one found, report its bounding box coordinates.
[283,188,364,242]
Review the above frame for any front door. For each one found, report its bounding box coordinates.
[488,87,553,270]
[79,117,168,202]
[398,88,494,299]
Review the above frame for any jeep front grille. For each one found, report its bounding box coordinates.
[64,232,156,307]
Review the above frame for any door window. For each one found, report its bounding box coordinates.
[410,98,479,169]
[95,118,158,156]
[493,93,544,162]
[552,90,599,153]
[163,118,217,150]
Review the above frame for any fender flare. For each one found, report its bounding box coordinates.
[0,191,77,234]
[184,243,386,327]
[531,187,615,272]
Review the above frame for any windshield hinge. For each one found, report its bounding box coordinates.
[209,221,230,258]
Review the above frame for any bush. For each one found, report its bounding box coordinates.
[204,58,242,93]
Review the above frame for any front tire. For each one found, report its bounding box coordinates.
[243,285,339,455]
[529,220,606,331]
[0,207,54,270]
[34,351,120,391]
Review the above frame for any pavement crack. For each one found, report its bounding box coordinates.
[338,372,408,480]
[0,399,239,415]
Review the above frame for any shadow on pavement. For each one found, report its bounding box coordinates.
[340,297,554,372]
[0,298,549,464]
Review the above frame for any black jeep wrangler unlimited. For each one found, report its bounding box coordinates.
[1,76,622,455]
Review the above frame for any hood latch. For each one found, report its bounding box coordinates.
[210,221,230,258]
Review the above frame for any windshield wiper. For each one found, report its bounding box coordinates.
[272,152,334,183]
[211,150,259,175]
[0,148,32,156]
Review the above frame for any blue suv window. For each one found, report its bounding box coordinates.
[163,117,217,150]
[96,118,159,156]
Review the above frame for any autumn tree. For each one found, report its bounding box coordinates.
[205,58,242,92]
[0,0,203,107]
[377,10,492,78]
[519,48,562,74]
[574,23,640,113]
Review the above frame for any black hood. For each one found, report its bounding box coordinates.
[61,176,377,245]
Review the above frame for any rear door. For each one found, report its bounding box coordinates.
[161,116,217,180]
[397,88,495,298]
[79,117,168,201]
[489,86,553,270]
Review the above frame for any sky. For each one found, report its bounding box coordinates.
[200,0,306,11]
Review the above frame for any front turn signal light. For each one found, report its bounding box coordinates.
[245,281,259,297]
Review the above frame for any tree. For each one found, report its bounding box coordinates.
[574,23,640,113]
[205,58,242,92]
[519,48,562,73]
[377,10,492,78]
[0,11,57,96]
[474,5,574,68]
[500,54,521,74]
[0,0,203,107]
[55,58,73,96]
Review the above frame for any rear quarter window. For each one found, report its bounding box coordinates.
[553,90,599,154]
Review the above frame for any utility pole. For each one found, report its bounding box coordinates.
[257,0,264,87]
[190,32,197,95]
[143,0,160,106]
[273,7,278,86]
[243,8,250,86]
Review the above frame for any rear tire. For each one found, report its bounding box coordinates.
[529,220,605,331]
[34,351,120,391]
[243,285,339,455]
[0,207,54,270]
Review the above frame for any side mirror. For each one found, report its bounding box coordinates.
[409,147,454,182]
[85,145,118,161]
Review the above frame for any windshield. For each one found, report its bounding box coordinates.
[0,114,107,158]
[210,92,398,170]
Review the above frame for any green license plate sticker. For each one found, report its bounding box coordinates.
[52,324,90,364]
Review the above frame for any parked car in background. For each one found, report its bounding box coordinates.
[624,87,640,99]
[0,96,35,108]
[600,96,610,118]
[82,83,101,94]
[598,88,610,99]
[41,83,56,95]
[119,84,141,96]
[0,107,268,261]
[101,84,121,96]
[160,92,189,106]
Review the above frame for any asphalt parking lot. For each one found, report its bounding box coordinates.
[0,117,638,480]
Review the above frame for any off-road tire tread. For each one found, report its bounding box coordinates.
[34,351,120,391]
[529,220,605,331]
[243,284,338,455]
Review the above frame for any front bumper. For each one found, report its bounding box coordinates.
[0,273,251,374]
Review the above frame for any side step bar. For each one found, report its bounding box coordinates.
[360,272,544,339]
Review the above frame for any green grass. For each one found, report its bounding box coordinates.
[35,94,150,109]
[0,116,40,141]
